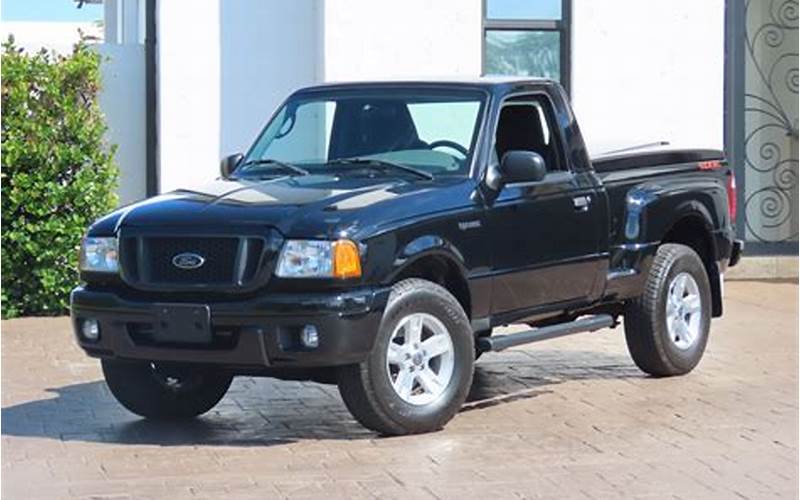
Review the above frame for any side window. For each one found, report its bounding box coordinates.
[494,97,563,172]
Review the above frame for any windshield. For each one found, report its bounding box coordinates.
[237,89,486,180]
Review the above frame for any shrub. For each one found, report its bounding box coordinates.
[1,38,118,318]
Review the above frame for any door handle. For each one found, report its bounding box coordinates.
[573,195,591,211]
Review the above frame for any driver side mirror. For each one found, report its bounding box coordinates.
[485,150,547,191]
[220,153,243,179]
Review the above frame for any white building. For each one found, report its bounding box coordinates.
[97,0,796,259]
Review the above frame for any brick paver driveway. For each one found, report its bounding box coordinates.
[2,280,797,499]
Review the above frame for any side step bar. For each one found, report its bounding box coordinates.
[477,314,615,352]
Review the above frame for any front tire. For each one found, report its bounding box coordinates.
[624,243,711,376]
[337,278,474,435]
[102,359,233,419]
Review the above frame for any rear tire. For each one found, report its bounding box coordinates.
[102,359,233,419]
[337,278,474,435]
[624,243,711,376]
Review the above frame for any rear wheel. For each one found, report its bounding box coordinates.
[337,278,474,435]
[624,243,711,376]
[102,359,233,419]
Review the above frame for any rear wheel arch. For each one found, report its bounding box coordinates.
[660,214,722,317]
[624,243,712,376]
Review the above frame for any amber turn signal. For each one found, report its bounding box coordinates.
[332,239,362,279]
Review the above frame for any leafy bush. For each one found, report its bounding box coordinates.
[2,38,118,318]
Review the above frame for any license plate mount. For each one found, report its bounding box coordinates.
[152,304,212,344]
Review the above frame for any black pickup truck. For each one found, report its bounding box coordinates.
[72,78,742,435]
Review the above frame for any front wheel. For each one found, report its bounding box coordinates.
[337,278,474,435]
[624,243,712,376]
[102,359,233,419]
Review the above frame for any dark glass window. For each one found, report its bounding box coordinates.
[485,30,560,80]
[483,0,571,92]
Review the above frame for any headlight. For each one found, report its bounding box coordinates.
[79,237,119,273]
[275,239,361,279]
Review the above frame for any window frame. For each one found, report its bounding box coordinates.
[481,0,572,95]
[492,93,569,173]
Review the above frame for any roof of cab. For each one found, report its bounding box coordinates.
[293,76,561,95]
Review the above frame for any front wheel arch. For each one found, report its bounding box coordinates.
[337,278,474,435]
[389,250,472,320]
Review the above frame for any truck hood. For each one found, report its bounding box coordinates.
[91,174,475,239]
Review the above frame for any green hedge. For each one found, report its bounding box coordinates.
[1,38,119,318]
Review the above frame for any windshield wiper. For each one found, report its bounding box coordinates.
[239,158,309,177]
[327,158,434,180]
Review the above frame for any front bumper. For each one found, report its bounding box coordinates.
[70,286,390,369]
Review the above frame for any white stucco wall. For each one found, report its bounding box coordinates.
[156,1,221,193]
[571,0,725,155]
[219,0,321,157]
[147,0,725,195]
[156,0,320,192]
[322,0,482,81]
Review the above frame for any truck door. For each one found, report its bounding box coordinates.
[488,95,604,316]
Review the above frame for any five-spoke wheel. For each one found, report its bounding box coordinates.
[665,272,703,350]
[386,313,455,405]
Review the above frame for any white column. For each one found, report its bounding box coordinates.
[99,0,147,204]
[103,0,120,44]
[157,0,221,193]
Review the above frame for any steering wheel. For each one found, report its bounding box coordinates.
[428,140,468,158]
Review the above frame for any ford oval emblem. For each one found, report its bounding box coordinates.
[172,252,205,270]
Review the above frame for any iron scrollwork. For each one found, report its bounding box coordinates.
[744,0,798,242]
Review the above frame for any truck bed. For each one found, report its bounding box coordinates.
[591,149,724,174]
[591,148,724,173]
[589,147,733,306]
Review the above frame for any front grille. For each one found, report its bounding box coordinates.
[119,230,274,291]
[147,236,239,284]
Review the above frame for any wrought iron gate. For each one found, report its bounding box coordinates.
[743,0,798,246]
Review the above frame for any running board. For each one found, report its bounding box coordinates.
[477,314,615,352]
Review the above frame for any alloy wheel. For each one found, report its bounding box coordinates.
[385,312,455,405]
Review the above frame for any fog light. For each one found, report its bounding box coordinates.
[81,318,100,341]
[301,324,319,348]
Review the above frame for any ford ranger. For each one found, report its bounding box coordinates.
[71,78,743,435]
